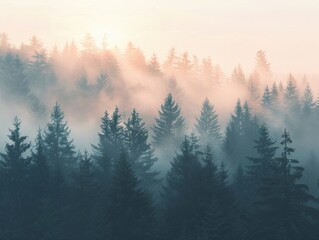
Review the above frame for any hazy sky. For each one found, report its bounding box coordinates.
[1,0,319,75]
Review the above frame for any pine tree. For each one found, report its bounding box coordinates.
[0,117,32,239]
[250,129,319,240]
[163,48,178,74]
[200,162,240,240]
[247,72,260,102]
[195,98,221,147]
[31,128,50,197]
[246,124,278,189]
[255,50,271,76]
[147,53,162,76]
[92,107,123,185]
[108,151,155,240]
[44,103,76,180]
[223,99,243,160]
[71,150,98,240]
[152,93,185,147]
[163,136,211,240]
[231,65,246,86]
[177,51,192,76]
[262,85,272,108]
[301,84,314,117]
[124,109,159,190]
[271,82,279,105]
[92,111,112,181]
[284,74,300,114]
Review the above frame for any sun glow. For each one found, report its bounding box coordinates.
[91,27,121,49]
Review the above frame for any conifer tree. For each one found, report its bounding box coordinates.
[44,103,76,181]
[163,136,214,240]
[301,84,314,117]
[0,117,32,239]
[284,74,300,113]
[246,124,278,189]
[124,109,159,189]
[108,151,155,240]
[255,50,271,77]
[71,150,97,240]
[163,48,178,74]
[271,82,279,105]
[223,99,243,160]
[177,51,192,76]
[147,53,162,76]
[152,93,185,147]
[262,85,272,108]
[92,107,123,186]
[31,128,49,197]
[251,129,319,240]
[195,98,221,146]
[247,72,260,102]
[231,65,246,86]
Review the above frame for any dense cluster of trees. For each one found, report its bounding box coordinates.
[0,94,319,240]
[1,33,319,239]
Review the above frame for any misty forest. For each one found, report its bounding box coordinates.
[1,33,319,240]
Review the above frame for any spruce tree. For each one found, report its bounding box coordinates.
[195,98,221,146]
[246,124,278,189]
[284,74,300,114]
[124,108,159,190]
[92,111,112,178]
[71,150,98,240]
[262,85,272,108]
[247,72,260,102]
[223,99,243,161]
[301,84,314,117]
[44,103,76,182]
[271,82,279,106]
[147,53,162,76]
[231,65,246,86]
[0,117,32,239]
[108,151,155,240]
[163,136,212,240]
[31,128,49,197]
[255,50,271,76]
[152,93,185,147]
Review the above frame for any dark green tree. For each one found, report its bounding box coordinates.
[108,151,155,240]
[0,117,32,240]
[124,109,159,190]
[71,150,98,240]
[163,136,213,240]
[152,93,185,147]
[44,103,76,182]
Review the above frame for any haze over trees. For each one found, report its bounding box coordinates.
[1,33,319,239]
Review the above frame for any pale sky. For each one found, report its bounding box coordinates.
[1,0,319,75]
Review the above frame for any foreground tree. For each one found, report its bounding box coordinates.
[0,117,32,239]
[107,151,155,240]
[124,109,159,190]
[249,129,319,240]
[163,136,214,240]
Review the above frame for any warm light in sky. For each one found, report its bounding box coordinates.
[1,0,319,74]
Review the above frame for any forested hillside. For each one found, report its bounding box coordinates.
[0,33,319,239]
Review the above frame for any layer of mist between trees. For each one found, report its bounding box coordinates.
[1,33,319,239]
